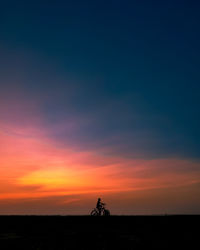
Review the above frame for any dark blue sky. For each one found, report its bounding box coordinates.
[1,0,200,159]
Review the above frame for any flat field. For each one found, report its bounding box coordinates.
[0,215,199,250]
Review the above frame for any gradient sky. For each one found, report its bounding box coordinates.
[0,0,200,214]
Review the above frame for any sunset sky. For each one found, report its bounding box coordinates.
[0,0,200,214]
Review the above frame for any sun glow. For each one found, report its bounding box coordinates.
[18,168,83,188]
[1,111,200,213]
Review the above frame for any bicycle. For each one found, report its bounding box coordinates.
[90,203,110,216]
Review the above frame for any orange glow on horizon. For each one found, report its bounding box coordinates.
[1,114,200,214]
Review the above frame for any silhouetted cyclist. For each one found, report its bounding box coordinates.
[96,198,105,215]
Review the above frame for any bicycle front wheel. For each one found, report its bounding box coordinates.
[103,209,110,216]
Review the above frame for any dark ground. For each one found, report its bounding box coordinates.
[0,215,199,250]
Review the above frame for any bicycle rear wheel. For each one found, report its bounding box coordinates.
[90,209,98,216]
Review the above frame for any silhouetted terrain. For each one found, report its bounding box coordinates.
[0,215,199,249]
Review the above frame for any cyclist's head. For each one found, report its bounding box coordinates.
[98,198,101,201]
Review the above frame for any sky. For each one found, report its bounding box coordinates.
[0,0,200,215]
